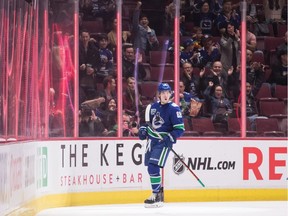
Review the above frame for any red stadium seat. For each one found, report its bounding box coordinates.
[274,85,288,101]
[157,36,171,50]
[182,131,200,136]
[183,118,192,131]
[255,83,277,101]
[255,118,285,137]
[259,101,286,117]
[191,118,223,136]
[150,65,174,82]
[277,23,287,37]
[149,51,173,66]
[81,19,104,33]
[227,118,257,137]
[264,37,285,64]
[264,37,285,51]
[139,81,158,105]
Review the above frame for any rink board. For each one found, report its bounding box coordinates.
[0,139,287,215]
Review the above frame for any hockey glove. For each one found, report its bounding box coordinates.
[138,126,148,140]
[161,135,173,149]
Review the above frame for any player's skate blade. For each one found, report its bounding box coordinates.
[144,189,164,208]
[144,202,163,208]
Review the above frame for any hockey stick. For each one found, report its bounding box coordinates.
[145,104,205,188]
[170,148,205,187]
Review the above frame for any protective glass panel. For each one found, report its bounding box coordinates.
[0,0,77,140]
[121,0,172,137]
[0,0,50,140]
[49,1,77,137]
[79,0,117,137]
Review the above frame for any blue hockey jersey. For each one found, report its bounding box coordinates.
[147,101,185,143]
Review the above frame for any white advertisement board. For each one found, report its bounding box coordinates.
[0,139,287,215]
[0,142,37,215]
[39,140,151,193]
[38,139,287,193]
[165,140,287,189]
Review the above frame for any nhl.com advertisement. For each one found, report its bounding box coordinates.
[166,140,287,189]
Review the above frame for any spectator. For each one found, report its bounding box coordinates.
[192,1,218,36]
[246,23,258,52]
[101,98,118,136]
[79,63,98,100]
[204,82,232,130]
[268,46,288,86]
[246,32,258,52]
[219,27,241,103]
[264,0,285,22]
[191,27,204,50]
[98,75,116,101]
[49,88,64,137]
[79,108,107,137]
[194,0,222,15]
[227,65,240,103]
[132,1,159,55]
[215,0,241,35]
[235,81,267,130]
[281,2,287,22]
[264,0,286,36]
[122,44,147,80]
[164,1,187,36]
[203,60,239,102]
[220,22,240,74]
[122,113,139,137]
[97,75,116,110]
[97,33,114,79]
[245,81,259,130]
[79,30,101,99]
[180,0,196,22]
[107,18,117,51]
[233,0,257,24]
[276,31,287,57]
[246,0,257,23]
[246,49,265,95]
[107,18,132,59]
[171,80,195,117]
[181,62,205,100]
[199,36,221,69]
[91,0,116,29]
[79,30,101,80]
[180,39,200,67]
[79,0,94,21]
[202,61,229,95]
[123,77,145,120]
[179,80,193,118]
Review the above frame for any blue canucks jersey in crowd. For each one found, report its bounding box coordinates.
[147,101,185,143]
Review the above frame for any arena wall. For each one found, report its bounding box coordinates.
[0,139,287,215]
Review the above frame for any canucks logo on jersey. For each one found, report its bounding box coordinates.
[152,112,164,129]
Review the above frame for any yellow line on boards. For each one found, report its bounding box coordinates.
[7,189,288,216]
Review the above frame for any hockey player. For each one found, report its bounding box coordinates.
[138,83,185,208]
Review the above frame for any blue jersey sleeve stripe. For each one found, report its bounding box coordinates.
[173,123,185,130]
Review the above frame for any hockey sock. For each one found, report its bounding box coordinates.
[148,163,161,193]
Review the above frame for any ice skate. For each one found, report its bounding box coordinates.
[144,188,163,208]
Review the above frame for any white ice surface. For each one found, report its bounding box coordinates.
[37,201,288,216]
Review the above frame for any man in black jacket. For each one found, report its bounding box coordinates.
[79,30,101,100]
[122,44,146,80]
